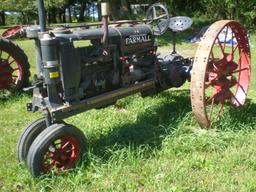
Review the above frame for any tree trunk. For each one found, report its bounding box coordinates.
[21,12,26,25]
[68,6,72,23]
[58,10,62,23]
[97,3,102,21]
[73,7,79,21]
[25,13,29,25]
[127,0,132,14]
[48,11,51,24]
[124,0,132,14]
[108,0,121,20]
[0,11,5,26]
[92,4,95,22]
[62,9,66,23]
[79,2,86,22]
[51,8,57,23]
[234,0,239,20]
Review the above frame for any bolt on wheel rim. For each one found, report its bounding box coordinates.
[191,20,251,128]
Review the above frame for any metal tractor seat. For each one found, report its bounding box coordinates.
[169,16,193,32]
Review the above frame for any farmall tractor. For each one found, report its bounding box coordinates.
[16,0,251,176]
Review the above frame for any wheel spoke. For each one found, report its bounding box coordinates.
[205,75,219,89]
[213,102,224,124]
[223,27,228,51]
[212,59,221,68]
[153,14,168,21]
[8,59,16,65]
[148,20,153,24]
[232,44,238,55]
[230,91,242,106]
[209,97,215,121]
[156,23,161,32]
[216,37,225,55]
[65,149,73,153]
[153,7,157,19]
[234,80,246,95]
[61,141,71,150]
[231,31,234,52]
[232,67,249,74]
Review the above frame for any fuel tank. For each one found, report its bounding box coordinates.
[52,24,155,55]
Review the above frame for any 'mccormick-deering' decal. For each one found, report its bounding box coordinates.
[125,34,152,45]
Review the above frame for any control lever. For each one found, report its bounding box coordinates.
[23,81,43,92]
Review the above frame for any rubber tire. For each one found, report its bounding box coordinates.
[27,123,87,177]
[0,37,30,90]
[16,118,47,163]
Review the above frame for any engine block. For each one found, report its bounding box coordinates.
[27,22,191,117]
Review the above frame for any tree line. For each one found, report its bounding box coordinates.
[0,0,255,29]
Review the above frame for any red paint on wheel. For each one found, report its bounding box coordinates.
[43,136,80,172]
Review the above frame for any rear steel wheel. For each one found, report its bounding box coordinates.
[0,38,30,93]
[191,20,251,128]
[27,123,87,177]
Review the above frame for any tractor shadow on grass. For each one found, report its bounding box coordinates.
[90,89,193,161]
[89,91,256,162]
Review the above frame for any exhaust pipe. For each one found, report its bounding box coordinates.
[101,2,109,48]
[37,0,46,32]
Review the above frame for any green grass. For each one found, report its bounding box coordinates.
[0,29,256,192]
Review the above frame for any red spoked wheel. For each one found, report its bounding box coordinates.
[43,136,80,171]
[27,123,87,176]
[2,25,23,39]
[0,37,30,94]
[191,20,251,128]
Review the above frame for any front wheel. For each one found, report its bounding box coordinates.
[27,123,87,177]
[17,118,47,163]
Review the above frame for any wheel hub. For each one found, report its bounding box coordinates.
[208,56,238,103]
[43,137,79,171]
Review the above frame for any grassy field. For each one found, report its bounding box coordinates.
[0,27,256,192]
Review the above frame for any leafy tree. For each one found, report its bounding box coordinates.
[0,0,256,29]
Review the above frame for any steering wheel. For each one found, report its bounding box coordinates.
[146,3,170,36]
